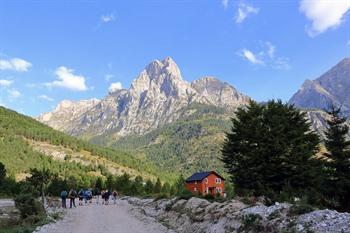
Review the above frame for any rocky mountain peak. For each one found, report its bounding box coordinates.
[192,76,250,108]
[289,58,350,115]
[38,57,250,136]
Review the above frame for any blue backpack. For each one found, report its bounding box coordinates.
[61,190,68,198]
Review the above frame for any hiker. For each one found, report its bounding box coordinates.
[104,189,111,205]
[94,187,101,204]
[68,189,77,208]
[101,190,106,205]
[60,190,68,208]
[112,190,118,204]
[78,189,84,206]
[87,189,93,204]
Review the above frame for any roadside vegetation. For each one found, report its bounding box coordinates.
[222,100,350,212]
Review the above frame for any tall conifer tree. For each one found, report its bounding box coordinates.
[322,106,350,211]
[221,100,320,200]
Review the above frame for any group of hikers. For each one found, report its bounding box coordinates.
[60,188,119,208]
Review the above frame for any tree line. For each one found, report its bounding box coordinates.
[222,100,350,212]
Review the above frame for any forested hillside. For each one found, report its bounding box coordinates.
[0,107,173,185]
[90,104,232,176]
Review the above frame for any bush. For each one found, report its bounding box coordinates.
[178,190,195,200]
[14,184,45,223]
[14,193,45,221]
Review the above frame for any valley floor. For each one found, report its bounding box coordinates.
[34,199,172,233]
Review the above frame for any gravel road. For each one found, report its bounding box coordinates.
[34,199,172,233]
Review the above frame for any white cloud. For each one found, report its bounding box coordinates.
[0,79,13,87]
[46,66,88,91]
[266,42,275,58]
[105,74,114,82]
[300,0,350,37]
[38,95,54,101]
[0,58,32,72]
[108,82,122,93]
[8,89,21,99]
[273,57,291,70]
[241,49,264,64]
[235,3,259,24]
[239,42,290,70]
[101,13,115,23]
[222,0,229,9]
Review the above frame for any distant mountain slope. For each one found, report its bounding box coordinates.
[38,57,250,137]
[0,107,169,182]
[90,103,232,176]
[289,58,350,115]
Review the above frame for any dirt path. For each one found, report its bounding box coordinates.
[34,199,172,233]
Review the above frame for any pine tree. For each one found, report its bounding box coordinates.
[175,175,186,195]
[144,179,154,194]
[322,106,350,211]
[153,178,162,194]
[106,175,115,190]
[221,100,321,200]
[131,175,144,195]
[95,177,104,191]
[0,162,6,185]
[162,182,171,194]
[221,100,266,196]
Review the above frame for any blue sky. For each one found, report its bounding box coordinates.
[0,0,349,116]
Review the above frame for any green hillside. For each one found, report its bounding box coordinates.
[0,107,173,184]
[90,104,232,177]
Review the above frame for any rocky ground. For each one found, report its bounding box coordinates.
[124,196,350,233]
[2,197,350,233]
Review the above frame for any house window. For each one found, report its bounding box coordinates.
[204,178,208,184]
[194,187,197,192]
[215,178,221,184]
[216,187,222,193]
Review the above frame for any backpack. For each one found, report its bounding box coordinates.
[72,190,77,197]
[61,190,68,198]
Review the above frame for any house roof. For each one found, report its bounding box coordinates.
[185,171,225,182]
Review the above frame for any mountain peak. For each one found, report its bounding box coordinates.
[289,58,350,114]
[39,57,251,136]
[339,57,350,65]
[144,57,181,79]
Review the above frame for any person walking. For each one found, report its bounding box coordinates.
[101,190,105,205]
[60,190,68,208]
[69,189,77,208]
[112,190,118,204]
[104,189,111,205]
[78,189,84,206]
[94,187,101,204]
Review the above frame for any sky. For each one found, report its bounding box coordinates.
[0,0,350,116]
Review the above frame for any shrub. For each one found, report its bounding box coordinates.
[14,193,44,221]
[14,183,45,223]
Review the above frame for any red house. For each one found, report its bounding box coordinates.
[185,171,225,196]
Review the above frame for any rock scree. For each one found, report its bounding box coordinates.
[124,196,350,233]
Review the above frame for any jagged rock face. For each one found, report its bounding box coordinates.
[37,99,100,133]
[290,58,350,115]
[38,57,250,136]
[191,76,250,108]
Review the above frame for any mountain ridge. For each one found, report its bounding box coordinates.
[38,57,250,137]
[289,58,350,115]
